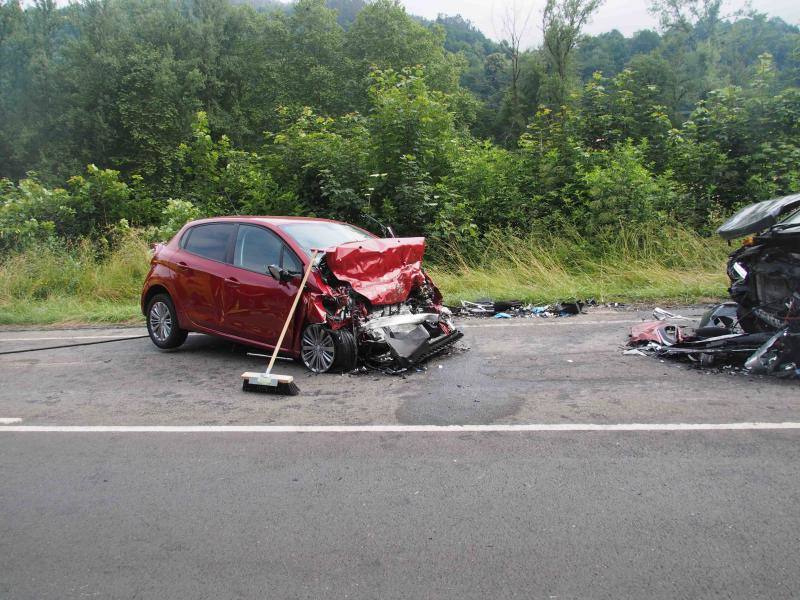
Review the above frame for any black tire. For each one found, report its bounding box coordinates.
[331,328,358,373]
[736,306,768,334]
[300,324,358,373]
[146,293,188,349]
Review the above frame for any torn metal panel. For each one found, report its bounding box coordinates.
[323,237,428,305]
[653,307,693,321]
[658,332,771,356]
[745,327,800,376]
[698,302,740,330]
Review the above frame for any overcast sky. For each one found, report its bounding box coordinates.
[38,0,800,46]
[402,0,800,46]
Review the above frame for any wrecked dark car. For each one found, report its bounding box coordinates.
[141,217,462,373]
[718,193,800,333]
[627,193,800,378]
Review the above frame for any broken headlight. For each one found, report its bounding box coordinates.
[732,261,748,280]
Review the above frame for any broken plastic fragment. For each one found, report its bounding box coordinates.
[623,348,648,356]
[653,307,692,321]
[629,321,684,346]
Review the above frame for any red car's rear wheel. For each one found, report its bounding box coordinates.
[146,293,188,349]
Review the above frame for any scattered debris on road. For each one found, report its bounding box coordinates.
[450,298,593,319]
[627,303,800,379]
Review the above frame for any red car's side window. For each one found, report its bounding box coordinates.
[281,246,303,274]
[182,224,236,263]
[233,224,303,274]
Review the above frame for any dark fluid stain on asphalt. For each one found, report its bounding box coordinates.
[394,389,525,425]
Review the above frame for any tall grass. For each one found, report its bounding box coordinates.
[426,225,730,305]
[0,234,150,325]
[0,225,731,325]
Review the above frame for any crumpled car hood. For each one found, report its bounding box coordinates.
[324,237,427,305]
[717,193,800,240]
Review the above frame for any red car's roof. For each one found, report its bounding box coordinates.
[186,216,351,227]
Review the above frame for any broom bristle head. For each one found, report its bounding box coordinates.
[242,380,300,396]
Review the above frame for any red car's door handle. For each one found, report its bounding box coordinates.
[225,277,240,287]
[176,261,191,272]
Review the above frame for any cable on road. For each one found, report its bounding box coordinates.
[0,335,149,355]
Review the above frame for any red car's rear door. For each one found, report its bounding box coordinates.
[221,224,304,348]
[173,222,237,331]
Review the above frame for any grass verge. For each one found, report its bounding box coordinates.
[0,233,149,326]
[0,226,730,326]
[426,226,729,305]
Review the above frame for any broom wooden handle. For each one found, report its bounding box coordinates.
[266,249,318,375]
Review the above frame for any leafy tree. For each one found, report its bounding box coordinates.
[284,0,348,114]
[345,0,464,104]
[542,0,604,108]
[366,68,459,233]
[580,142,679,231]
[175,111,297,217]
[2,0,800,255]
[265,106,370,222]
[577,29,628,80]
[0,177,71,251]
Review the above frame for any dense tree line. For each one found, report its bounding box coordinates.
[1,0,799,256]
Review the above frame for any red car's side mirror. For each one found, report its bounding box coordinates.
[267,264,292,282]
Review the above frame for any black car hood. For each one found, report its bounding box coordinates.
[717,193,800,240]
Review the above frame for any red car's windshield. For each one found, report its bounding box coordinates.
[280,222,372,256]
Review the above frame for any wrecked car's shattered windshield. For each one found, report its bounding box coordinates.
[777,208,800,227]
[716,193,800,239]
[280,222,371,255]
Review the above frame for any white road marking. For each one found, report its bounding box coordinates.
[0,418,22,424]
[0,362,109,368]
[0,422,798,433]
[0,334,144,342]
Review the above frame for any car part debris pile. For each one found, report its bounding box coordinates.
[451,299,589,318]
[626,303,800,379]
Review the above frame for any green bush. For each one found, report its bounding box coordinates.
[0,178,75,252]
[579,141,678,230]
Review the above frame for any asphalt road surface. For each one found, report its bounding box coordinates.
[2,307,799,599]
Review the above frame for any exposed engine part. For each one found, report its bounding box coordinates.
[365,312,439,334]
[727,242,800,333]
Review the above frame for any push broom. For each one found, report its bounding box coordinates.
[241,249,318,396]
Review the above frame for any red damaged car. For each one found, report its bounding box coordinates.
[141,216,462,373]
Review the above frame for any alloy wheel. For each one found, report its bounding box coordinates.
[301,325,336,373]
[149,301,173,343]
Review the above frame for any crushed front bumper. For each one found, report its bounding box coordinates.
[361,311,464,370]
[384,326,464,368]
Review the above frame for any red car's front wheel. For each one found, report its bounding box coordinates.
[300,324,357,373]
